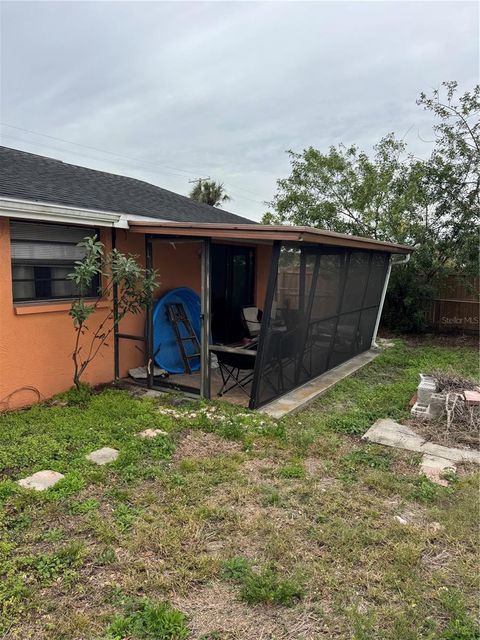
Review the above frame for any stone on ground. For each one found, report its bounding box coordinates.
[86,447,119,465]
[18,470,64,491]
[420,454,456,487]
[137,428,169,438]
[363,418,480,464]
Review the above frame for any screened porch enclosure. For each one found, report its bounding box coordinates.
[250,242,389,408]
[117,222,410,411]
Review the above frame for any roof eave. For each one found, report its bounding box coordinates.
[0,196,131,228]
[128,221,412,254]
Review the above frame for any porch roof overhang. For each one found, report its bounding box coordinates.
[128,221,412,254]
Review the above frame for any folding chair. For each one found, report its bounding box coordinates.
[241,306,262,339]
[209,345,257,397]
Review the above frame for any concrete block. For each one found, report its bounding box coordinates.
[417,374,437,404]
[86,447,119,465]
[428,393,446,419]
[411,401,430,419]
[18,470,64,491]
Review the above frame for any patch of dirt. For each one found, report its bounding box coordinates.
[303,457,328,479]
[172,431,242,462]
[240,458,279,483]
[173,581,327,639]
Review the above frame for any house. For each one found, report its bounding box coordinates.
[0,146,411,412]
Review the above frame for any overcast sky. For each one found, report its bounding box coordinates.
[0,1,478,221]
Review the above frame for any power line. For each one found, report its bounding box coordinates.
[0,122,194,176]
[0,121,268,204]
[0,133,266,206]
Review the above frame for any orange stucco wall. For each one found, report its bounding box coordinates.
[0,220,273,411]
[115,236,202,378]
[0,218,116,410]
[255,244,272,309]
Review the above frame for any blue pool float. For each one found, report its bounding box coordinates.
[152,287,201,374]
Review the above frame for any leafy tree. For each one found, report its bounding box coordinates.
[264,82,479,331]
[189,179,231,207]
[68,237,158,389]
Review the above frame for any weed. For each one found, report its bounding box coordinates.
[60,383,92,407]
[343,447,392,471]
[442,468,458,485]
[68,498,99,514]
[0,480,19,504]
[411,475,441,503]
[105,598,188,639]
[113,502,139,532]
[440,590,480,640]
[261,486,283,507]
[41,528,64,542]
[221,556,251,581]
[96,546,116,566]
[8,513,32,531]
[22,541,85,584]
[46,471,86,500]
[240,566,304,606]
[278,462,305,479]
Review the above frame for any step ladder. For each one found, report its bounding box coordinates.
[166,302,201,374]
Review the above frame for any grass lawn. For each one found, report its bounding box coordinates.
[0,337,478,639]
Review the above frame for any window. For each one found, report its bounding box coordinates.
[10,221,100,302]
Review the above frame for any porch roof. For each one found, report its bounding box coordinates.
[128,221,412,254]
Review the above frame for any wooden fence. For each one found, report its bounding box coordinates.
[427,275,479,335]
[277,270,479,335]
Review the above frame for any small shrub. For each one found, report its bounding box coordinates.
[105,598,188,639]
[240,567,304,607]
[221,556,251,581]
[278,462,305,479]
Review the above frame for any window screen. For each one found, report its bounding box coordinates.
[251,243,389,408]
[10,221,100,302]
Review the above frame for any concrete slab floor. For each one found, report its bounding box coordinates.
[260,349,380,419]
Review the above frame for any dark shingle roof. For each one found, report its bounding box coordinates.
[0,146,254,224]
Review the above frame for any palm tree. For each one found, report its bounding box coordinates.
[189,179,231,207]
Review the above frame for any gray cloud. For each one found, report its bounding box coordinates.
[1,1,478,220]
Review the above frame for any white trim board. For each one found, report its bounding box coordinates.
[0,197,167,228]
